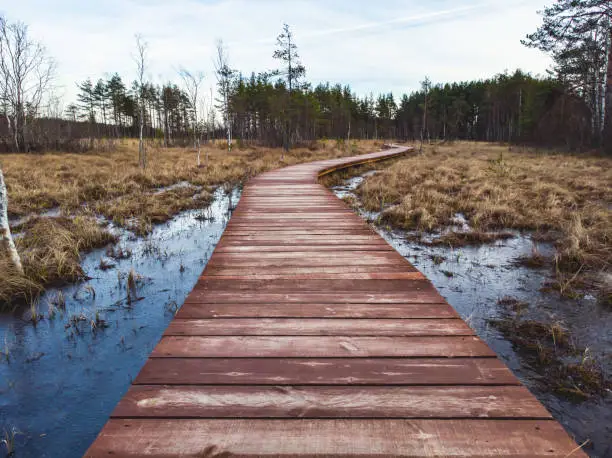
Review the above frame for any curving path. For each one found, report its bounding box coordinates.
[85,146,583,457]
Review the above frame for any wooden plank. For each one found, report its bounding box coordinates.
[205,258,413,268]
[214,245,395,252]
[209,250,406,260]
[184,291,446,304]
[134,358,519,385]
[204,260,411,269]
[112,385,552,419]
[195,279,439,293]
[85,419,581,457]
[151,336,493,358]
[201,272,426,280]
[163,318,474,337]
[225,228,375,233]
[176,302,458,319]
[203,266,418,275]
[220,239,391,246]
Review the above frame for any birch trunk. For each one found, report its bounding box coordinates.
[347,118,351,145]
[196,137,201,168]
[139,96,146,168]
[0,168,23,274]
[603,26,612,155]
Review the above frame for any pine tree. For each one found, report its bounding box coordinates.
[273,23,306,152]
[523,0,612,152]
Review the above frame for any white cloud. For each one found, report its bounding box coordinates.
[0,0,552,104]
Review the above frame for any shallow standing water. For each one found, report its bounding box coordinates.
[0,187,241,458]
[1,170,610,457]
[333,175,612,458]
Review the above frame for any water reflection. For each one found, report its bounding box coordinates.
[0,186,241,458]
[332,175,611,457]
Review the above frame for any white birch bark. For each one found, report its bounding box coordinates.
[135,35,148,169]
[179,69,204,167]
[0,167,23,274]
[215,40,235,152]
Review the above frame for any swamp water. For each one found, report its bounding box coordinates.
[1,171,610,457]
[0,187,241,457]
[332,174,612,458]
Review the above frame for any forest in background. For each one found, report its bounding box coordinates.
[0,1,611,154]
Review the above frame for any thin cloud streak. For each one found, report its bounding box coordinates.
[301,3,489,39]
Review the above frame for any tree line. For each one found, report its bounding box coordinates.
[1,1,611,154]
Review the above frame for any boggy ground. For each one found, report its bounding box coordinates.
[349,142,611,303]
[329,142,612,389]
[325,148,612,455]
[0,138,380,308]
[324,141,612,391]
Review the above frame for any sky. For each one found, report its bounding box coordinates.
[0,0,553,107]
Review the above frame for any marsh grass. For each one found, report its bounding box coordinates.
[515,243,549,268]
[1,426,20,456]
[492,297,610,399]
[425,230,515,247]
[493,317,610,399]
[18,217,116,286]
[2,139,379,219]
[350,142,611,296]
[0,139,381,308]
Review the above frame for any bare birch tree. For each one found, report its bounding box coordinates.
[0,166,22,273]
[134,35,148,169]
[180,69,205,167]
[214,39,235,152]
[0,15,55,152]
[419,77,431,152]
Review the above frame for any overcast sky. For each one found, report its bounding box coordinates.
[0,0,552,105]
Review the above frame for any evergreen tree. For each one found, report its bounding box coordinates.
[523,0,612,152]
[273,23,306,151]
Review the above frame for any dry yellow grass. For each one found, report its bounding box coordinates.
[1,217,116,305]
[0,139,384,307]
[2,139,380,220]
[354,142,611,296]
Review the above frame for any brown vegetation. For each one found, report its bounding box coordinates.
[1,217,115,305]
[353,142,611,296]
[4,139,377,219]
[492,297,610,400]
[0,139,382,308]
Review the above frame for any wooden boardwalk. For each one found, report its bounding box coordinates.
[86,146,584,457]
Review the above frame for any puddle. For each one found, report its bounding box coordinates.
[0,186,241,458]
[9,207,62,229]
[153,180,202,195]
[332,176,612,457]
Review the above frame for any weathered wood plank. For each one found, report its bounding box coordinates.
[201,272,426,280]
[204,265,418,274]
[152,336,492,358]
[134,358,519,385]
[195,278,439,293]
[163,318,474,337]
[85,419,581,457]
[214,244,395,252]
[184,291,447,304]
[220,239,391,246]
[112,385,552,419]
[209,250,407,260]
[175,302,458,319]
